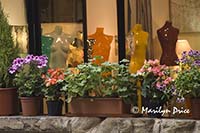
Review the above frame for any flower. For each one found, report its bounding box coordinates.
[175,50,200,99]
[9,54,48,97]
[137,59,174,103]
[9,55,48,74]
[42,68,65,101]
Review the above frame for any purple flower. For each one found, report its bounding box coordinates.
[24,55,34,63]
[9,55,48,74]
[176,97,185,103]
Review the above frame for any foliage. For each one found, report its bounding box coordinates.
[62,59,137,104]
[42,68,65,101]
[136,59,175,104]
[9,55,48,97]
[0,2,19,88]
[175,50,200,99]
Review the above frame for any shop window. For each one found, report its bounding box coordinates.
[38,0,84,68]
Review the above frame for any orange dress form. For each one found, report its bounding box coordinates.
[129,24,149,73]
[157,21,179,66]
[88,27,113,64]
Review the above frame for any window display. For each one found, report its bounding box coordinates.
[11,26,28,57]
[43,26,71,68]
[39,0,84,68]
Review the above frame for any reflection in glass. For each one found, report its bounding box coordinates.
[41,24,83,68]
[39,0,84,68]
[11,26,28,57]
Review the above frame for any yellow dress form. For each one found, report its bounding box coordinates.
[88,27,113,64]
[129,24,148,113]
[129,24,149,73]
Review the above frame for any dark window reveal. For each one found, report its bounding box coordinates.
[39,0,83,23]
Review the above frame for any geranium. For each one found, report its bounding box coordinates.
[137,59,175,103]
[42,68,65,100]
[9,55,48,97]
[175,50,200,100]
[62,59,137,104]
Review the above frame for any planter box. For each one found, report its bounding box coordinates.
[68,98,131,116]
[191,98,200,120]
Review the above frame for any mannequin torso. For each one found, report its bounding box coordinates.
[45,26,70,68]
[129,24,149,73]
[88,27,113,64]
[157,21,179,66]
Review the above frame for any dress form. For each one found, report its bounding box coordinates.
[45,26,70,68]
[129,24,149,73]
[88,27,113,64]
[157,21,179,66]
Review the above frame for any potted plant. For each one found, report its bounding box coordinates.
[175,50,200,119]
[42,68,65,116]
[136,59,175,117]
[9,55,48,116]
[0,2,20,115]
[62,59,137,116]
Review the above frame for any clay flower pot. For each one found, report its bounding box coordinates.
[20,97,42,116]
[0,88,19,115]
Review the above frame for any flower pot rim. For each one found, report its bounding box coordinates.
[20,96,42,100]
[46,99,63,102]
[0,88,17,91]
[73,97,123,100]
[191,97,200,100]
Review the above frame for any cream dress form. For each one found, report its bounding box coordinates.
[45,26,70,68]
[129,24,149,73]
[88,27,113,64]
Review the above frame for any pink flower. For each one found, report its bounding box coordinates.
[148,60,154,65]
[163,77,172,85]
[163,79,169,85]
[147,67,152,72]
[158,71,164,76]
[156,82,161,88]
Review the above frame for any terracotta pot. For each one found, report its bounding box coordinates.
[20,97,42,116]
[47,99,63,116]
[0,88,19,115]
[191,98,200,119]
[68,98,130,116]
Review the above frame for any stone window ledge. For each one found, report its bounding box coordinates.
[0,116,199,133]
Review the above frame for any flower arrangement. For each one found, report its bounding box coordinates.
[175,50,200,99]
[42,68,65,101]
[9,55,48,97]
[137,59,175,104]
[62,59,137,104]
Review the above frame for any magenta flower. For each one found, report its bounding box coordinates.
[9,55,48,74]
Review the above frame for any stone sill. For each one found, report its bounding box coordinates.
[0,116,199,133]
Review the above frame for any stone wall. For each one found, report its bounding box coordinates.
[0,116,199,133]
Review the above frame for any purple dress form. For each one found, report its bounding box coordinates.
[157,21,179,66]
